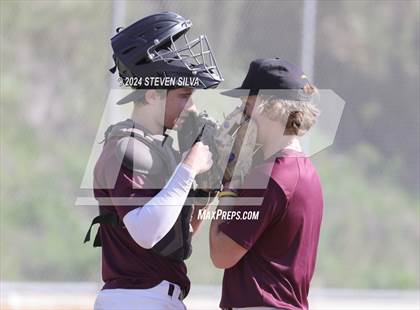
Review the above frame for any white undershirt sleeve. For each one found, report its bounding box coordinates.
[122,163,196,249]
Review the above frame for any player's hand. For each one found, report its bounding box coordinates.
[182,142,213,175]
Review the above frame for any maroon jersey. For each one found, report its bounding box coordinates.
[93,137,190,295]
[219,149,323,309]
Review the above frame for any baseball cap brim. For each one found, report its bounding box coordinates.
[116,89,147,105]
[220,88,258,98]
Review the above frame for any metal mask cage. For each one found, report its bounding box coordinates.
[147,32,224,83]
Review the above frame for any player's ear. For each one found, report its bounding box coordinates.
[144,89,164,105]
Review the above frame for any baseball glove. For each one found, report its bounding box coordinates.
[178,106,260,194]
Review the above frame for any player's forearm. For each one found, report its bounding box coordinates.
[209,205,247,269]
[190,204,209,236]
[209,214,226,267]
[123,163,196,249]
[209,206,227,264]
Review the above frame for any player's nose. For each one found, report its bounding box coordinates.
[185,99,197,113]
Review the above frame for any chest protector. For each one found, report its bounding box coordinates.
[84,119,193,262]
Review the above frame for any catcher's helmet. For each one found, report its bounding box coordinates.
[110,11,223,89]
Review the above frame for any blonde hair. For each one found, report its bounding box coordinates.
[259,85,320,136]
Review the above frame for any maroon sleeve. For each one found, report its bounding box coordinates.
[218,178,287,250]
[109,167,160,220]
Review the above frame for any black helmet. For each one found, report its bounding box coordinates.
[110,12,223,89]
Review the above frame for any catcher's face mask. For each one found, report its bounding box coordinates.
[151,32,223,85]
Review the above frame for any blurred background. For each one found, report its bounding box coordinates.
[1,0,419,309]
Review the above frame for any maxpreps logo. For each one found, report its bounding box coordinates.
[198,209,260,221]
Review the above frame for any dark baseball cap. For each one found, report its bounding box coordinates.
[221,58,312,101]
